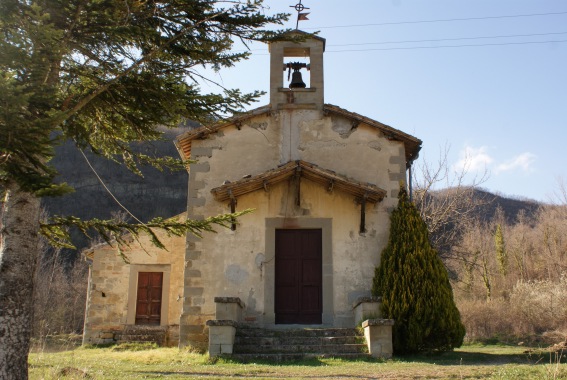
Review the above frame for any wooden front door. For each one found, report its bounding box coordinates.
[135,272,163,325]
[275,229,322,324]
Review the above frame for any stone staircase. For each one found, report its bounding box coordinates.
[231,327,369,361]
[114,325,167,346]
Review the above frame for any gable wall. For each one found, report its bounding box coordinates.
[180,109,406,346]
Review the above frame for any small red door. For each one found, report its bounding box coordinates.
[275,229,322,324]
[135,272,163,325]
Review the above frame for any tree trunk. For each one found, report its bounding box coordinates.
[0,182,41,380]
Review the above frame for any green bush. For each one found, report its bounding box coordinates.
[372,186,465,354]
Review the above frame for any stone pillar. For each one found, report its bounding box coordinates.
[352,296,382,325]
[214,296,245,321]
[362,319,394,359]
[206,320,237,356]
[179,158,211,349]
[206,297,245,356]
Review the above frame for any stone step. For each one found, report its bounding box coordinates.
[230,352,371,363]
[235,327,361,338]
[234,343,367,354]
[116,331,166,336]
[122,326,167,334]
[114,326,167,345]
[235,335,362,346]
[231,327,368,359]
[115,333,165,341]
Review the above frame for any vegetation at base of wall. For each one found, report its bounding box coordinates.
[28,344,567,380]
[372,186,465,354]
[110,342,159,352]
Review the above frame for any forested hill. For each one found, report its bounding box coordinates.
[42,126,193,252]
[431,187,542,225]
[470,188,542,224]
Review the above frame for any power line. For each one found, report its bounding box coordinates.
[329,31,567,47]
[325,39,567,53]
[245,39,567,55]
[78,149,146,226]
[303,11,567,30]
[239,31,567,53]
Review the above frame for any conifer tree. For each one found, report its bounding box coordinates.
[372,186,465,354]
[0,1,293,378]
[494,224,507,276]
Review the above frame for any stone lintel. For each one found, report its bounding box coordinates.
[214,296,245,309]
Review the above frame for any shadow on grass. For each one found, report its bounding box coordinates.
[204,348,564,367]
[207,355,382,367]
[397,347,566,366]
[135,371,375,379]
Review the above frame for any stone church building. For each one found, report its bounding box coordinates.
[82,32,422,354]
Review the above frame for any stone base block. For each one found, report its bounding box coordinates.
[206,320,237,356]
[362,319,394,359]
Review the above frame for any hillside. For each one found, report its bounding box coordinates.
[433,187,542,225]
[41,126,194,253]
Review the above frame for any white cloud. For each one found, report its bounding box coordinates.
[453,145,493,172]
[495,152,537,174]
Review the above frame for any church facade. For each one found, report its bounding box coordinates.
[82,32,422,349]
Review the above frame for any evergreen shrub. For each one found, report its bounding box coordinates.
[372,186,465,354]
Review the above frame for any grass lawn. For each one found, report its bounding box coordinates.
[29,342,567,379]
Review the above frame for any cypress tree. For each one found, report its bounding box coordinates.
[494,224,507,276]
[372,186,465,354]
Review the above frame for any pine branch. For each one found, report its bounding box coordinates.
[39,209,253,253]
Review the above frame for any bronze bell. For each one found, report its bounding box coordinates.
[289,70,306,89]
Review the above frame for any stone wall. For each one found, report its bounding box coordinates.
[82,216,186,346]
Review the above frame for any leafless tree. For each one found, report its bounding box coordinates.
[32,211,88,342]
[412,144,492,259]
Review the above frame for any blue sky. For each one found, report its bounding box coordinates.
[204,1,567,203]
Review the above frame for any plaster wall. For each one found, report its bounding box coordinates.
[191,180,390,327]
[189,110,405,205]
[180,109,407,345]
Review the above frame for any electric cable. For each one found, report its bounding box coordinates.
[303,11,567,30]
[79,149,146,226]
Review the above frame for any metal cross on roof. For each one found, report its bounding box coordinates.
[290,0,310,30]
